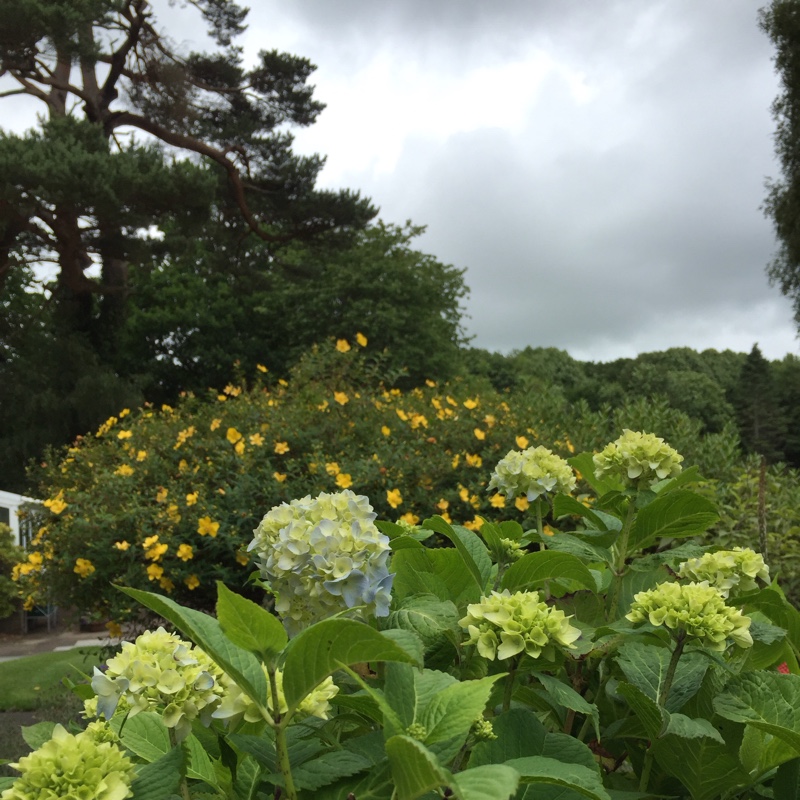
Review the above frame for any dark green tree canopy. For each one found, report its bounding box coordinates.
[0,0,375,342]
[760,0,800,323]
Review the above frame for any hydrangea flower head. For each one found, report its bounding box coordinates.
[1,723,134,800]
[459,589,581,661]
[249,490,393,635]
[593,429,683,489]
[488,446,576,502]
[214,669,338,725]
[678,547,770,598]
[91,627,225,740]
[626,580,752,651]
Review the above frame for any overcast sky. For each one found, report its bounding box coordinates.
[4,0,796,363]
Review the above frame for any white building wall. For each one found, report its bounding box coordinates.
[0,490,40,547]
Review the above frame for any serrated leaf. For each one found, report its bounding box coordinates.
[185,733,218,786]
[391,548,480,606]
[552,494,611,530]
[216,582,287,659]
[130,746,183,800]
[115,712,169,762]
[535,673,600,741]
[505,756,611,800]
[569,452,624,496]
[615,641,707,712]
[663,713,725,743]
[542,533,612,565]
[629,490,718,552]
[387,595,460,652]
[117,586,269,714]
[385,734,453,800]
[421,516,492,591]
[292,750,372,790]
[420,674,504,744]
[20,722,56,751]
[281,618,416,711]
[453,764,520,800]
[501,551,597,593]
[713,672,800,754]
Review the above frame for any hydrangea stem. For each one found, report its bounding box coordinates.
[268,667,298,800]
[503,658,519,712]
[659,631,687,708]
[606,500,637,620]
[167,727,191,800]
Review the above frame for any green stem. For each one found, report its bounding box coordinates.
[536,499,545,546]
[639,748,654,793]
[659,631,687,708]
[503,660,518,712]
[268,668,298,800]
[606,500,637,620]
[168,727,191,800]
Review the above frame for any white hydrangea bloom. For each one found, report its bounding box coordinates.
[488,446,576,502]
[593,429,683,489]
[678,547,770,598]
[249,490,393,635]
[90,627,225,740]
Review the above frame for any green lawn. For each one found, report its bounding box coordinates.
[0,648,101,711]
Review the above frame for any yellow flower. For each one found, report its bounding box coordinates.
[106,620,123,639]
[490,494,506,508]
[515,496,530,512]
[119,408,130,418]
[325,462,340,476]
[185,492,198,507]
[176,544,194,561]
[23,595,35,611]
[147,563,164,581]
[145,542,168,561]
[484,415,496,427]
[463,398,478,409]
[217,394,227,402]
[425,379,436,387]
[136,450,147,461]
[159,576,175,592]
[279,379,288,387]
[463,517,485,531]
[274,441,290,454]
[543,525,556,537]
[210,418,221,431]
[274,472,287,482]
[224,384,241,396]
[459,486,470,503]
[44,491,68,515]
[516,435,529,449]
[74,558,95,578]
[114,541,130,551]
[143,535,159,548]
[234,440,245,455]
[436,499,450,511]
[115,464,134,477]
[335,473,353,489]
[162,404,173,413]
[334,391,349,405]
[156,487,168,503]
[356,332,368,347]
[446,396,457,407]
[317,400,329,411]
[381,426,391,437]
[465,453,483,468]
[564,436,575,454]
[236,551,250,565]
[117,430,132,440]
[396,409,408,421]
[185,574,200,590]
[400,512,420,525]
[227,427,243,444]
[197,516,220,537]
[250,433,264,446]
[474,428,486,440]
[441,511,452,523]
[167,504,182,523]
[178,459,189,472]
[256,363,268,373]
[336,339,351,353]
[452,454,461,468]
[387,488,403,509]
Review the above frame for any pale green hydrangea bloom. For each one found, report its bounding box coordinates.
[1,723,134,800]
[593,429,683,489]
[677,547,770,598]
[249,490,393,635]
[488,446,576,502]
[213,668,338,725]
[626,580,753,651]
[91,627,225,740]
[459,589,581,661]
[499,538,525,562]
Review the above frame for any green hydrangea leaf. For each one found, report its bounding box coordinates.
[282,618,416,711]
[216,581,287,659]
[452,765,520,800]
[419,674,503,744]
[500,551,597,593]
[535,673,600,741]
[129,746,184,800]
[20,721,56,751]
[713,672,800,754]
[773,758,800,800]
[387,595,460,653]
[113,711,169,763]
[629,490,718,552]
[504,756,611,800]
[385,734,454,800]
[291,750,372,791]
[422,516,491,591]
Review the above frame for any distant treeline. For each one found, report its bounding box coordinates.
[462,344,800,468]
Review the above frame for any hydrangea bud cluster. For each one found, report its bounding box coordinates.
[1,723,134,800]
[459,589,581,661]
[91,627,225,740]
[626,580,753,651]
[488,446,576,502]
[214,669,338,725]
[249,490,393,635]
[593,429,683,489]
[500,538,525,562]
[677,547,770,598]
